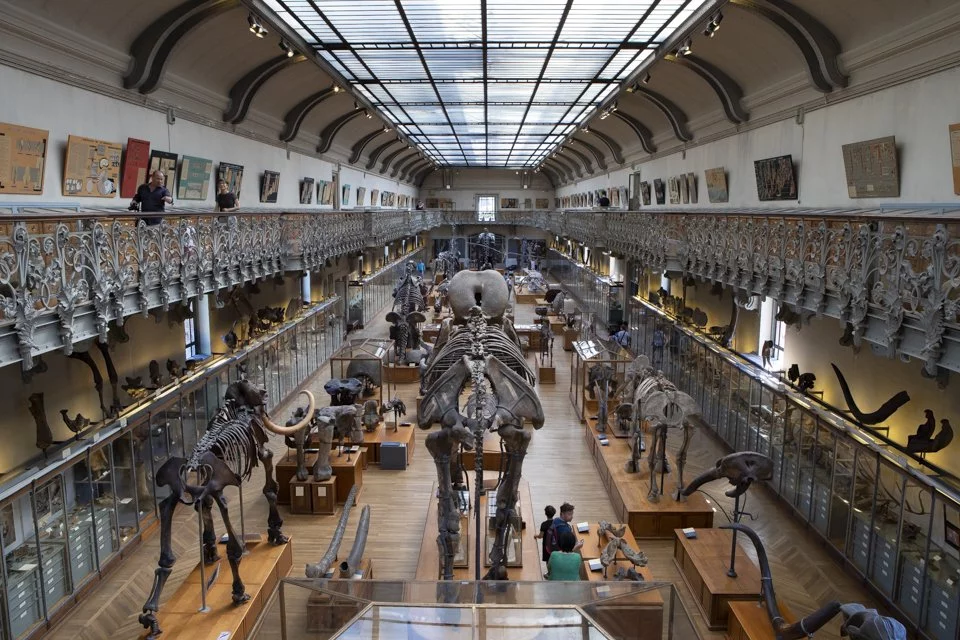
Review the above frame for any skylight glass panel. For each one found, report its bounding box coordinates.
[265,0,706,166]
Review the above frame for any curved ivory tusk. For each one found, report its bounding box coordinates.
[262,390,316,435]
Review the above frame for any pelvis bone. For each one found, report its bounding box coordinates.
[447,270,510,322]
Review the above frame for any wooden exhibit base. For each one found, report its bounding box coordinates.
[330,449,364,504]
[290,477,337,515]
[516,293,539,304]
[578,522,641,562]
[305,559,375,634]
[726,600,794,640]
[382,423,415,464]
[538,366,556,384]
[563,328,579,351]
[587,415,631,439]
[415,474,540,580]
[583,421,713,538]
[460,431,503,470]
[673,528,761,630]
[361,424,385,463]
[141,535,293,640]
[383,363,420,384]
[276,452,315,505]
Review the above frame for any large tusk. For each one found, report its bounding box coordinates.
[262,390,316,435]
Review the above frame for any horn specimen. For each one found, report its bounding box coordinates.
[339,505,371,578]
[261,390,315,435]
[305,484,359,578]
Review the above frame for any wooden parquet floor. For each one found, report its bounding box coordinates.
[47,292,879,640]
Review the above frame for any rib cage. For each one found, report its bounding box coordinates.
[391,272,425,357]
[186,402,260,481]
[424,322,533,389]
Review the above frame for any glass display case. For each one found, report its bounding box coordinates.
[329,338,393,408]
[267,579,695,640]
[568,339,632,427]
[615,283,960,639]
[0,294,347,638]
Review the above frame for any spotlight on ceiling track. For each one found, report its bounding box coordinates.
[704,12,722,37]
[677,39,693,56]
[383,125,390,132]
[642,73,651,84]
[279,40,295,57]
[365,111,373,119]
[247,14,267,37]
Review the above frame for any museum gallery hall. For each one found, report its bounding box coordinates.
[0,0,958,639]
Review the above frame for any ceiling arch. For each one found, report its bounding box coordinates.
[631,87,693,143]
[317,109,365,154]
[582,130,624,165]
[367,139,404,171]
[379,146,411,175]
[124,0,239,94]
[611,109,657,154]
[401,159,432,183]
[560,146,594,175]
[222,53,306,124]
[279,88,337,142]
[349,130,388,165]
[391,151,423,179]
[664,54,748,124]
[568,137,608,172]
[413,166,436,188]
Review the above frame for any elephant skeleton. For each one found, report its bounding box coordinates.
[139,381,315,639]
[419,270,543,581]
[626,357,699,502]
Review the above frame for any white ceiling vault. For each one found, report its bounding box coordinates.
[2,0,957,186]
[263,0,710,168]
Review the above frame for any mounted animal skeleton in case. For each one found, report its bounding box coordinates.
[419,270,543,580]
[388,261,428,364]
[139,380,315,639]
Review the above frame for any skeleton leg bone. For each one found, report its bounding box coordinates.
[213,491,251,604]
[258,444,287,545]
[427,428,461,580]
[201,495,220,564]
[484,421,530,580]
[672,423,694,501]
[139,489,181,637]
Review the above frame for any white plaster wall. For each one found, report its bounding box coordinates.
[560,67,960,209]
[0,65,416,209]
[556,166,633,203]
[419,169,554,210]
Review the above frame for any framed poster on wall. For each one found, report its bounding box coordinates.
[260,170,280,203]
[341,184,351,205]
[63,135,121,197]
[841,136,899,198]
[754,155,797,201]
[356,187,366,206]
[536,198,548,209]
[686,173,697,204]
[951,123,960,196]
[218,162,244,199]
[640,181,651,206]
[120,137,150,197]
[704,167,728,203]
[0,121,48,195]
[370,189,379,206]
[148,150,178,193]
[654,179,665,204]
[176,155,213,200]
[301,177,315,204]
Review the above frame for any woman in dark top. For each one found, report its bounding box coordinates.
[216,180,239,212]
[534,505,556,561]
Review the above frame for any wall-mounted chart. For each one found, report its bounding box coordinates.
[176,155,213,200]
[63,135,121,197]
[0,122,48,195]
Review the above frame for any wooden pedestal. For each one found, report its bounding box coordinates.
[583,422,713,538]
[578,522,641,562]
[726,600,794,640]
[140,535,293,640]
[383,364,420,384]
[673,528,761,630]
[276,452,316,506]
[563,328,579,351]
[330,450,363,504]
[516,293,539,304]
[290,477,336,515]
[538,366,556,384]
[305,559,375,634]
[362,424,384,463]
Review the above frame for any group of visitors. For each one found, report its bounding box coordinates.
[535,502,584,581]
[130,172,239,226]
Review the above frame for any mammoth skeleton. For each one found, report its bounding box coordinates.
[139,380,315,638]
[281,404,365,482]
[389,262,428,362]
[419,270,543,581]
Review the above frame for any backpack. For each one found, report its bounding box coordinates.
[544,521,560,558]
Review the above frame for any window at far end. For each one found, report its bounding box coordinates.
[184,316,198,360]
[477,195,497,222]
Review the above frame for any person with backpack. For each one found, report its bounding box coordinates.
[546,530,583,580]
[534,505,557,562]
[651,327,666,367]
[543,502,583,562]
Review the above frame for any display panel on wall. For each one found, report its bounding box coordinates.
[176,155,213,200]
[841,136,899,198]
[640,181,651,206]
[260,170,280,203]
[680,176,689,204]
[704,167,728,203]
[341,183,351,205]
[148,150,178,193]
[668,177,679,204]
[218,162,244,200]
[63,135,121,197]
[951,123,960,196]
[369,189,379,207]
[501,197,518,209]
[356,187,366,206]
[301,177,315,204]
[536,198,549,209]
[654,179,665,204]
[754,154,797,201]
[120,137,150,198]
[320,180,333,205]
[0,121,48,195]
[686,173,697,204]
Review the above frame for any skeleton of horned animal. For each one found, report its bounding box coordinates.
[139,380,315,639]
[388,266,426,362]
[419,274,543,582]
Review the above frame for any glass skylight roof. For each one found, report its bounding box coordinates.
[263,0,708,167]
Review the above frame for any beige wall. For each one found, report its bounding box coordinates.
[782,314,960,474]
[1,313,186,473]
